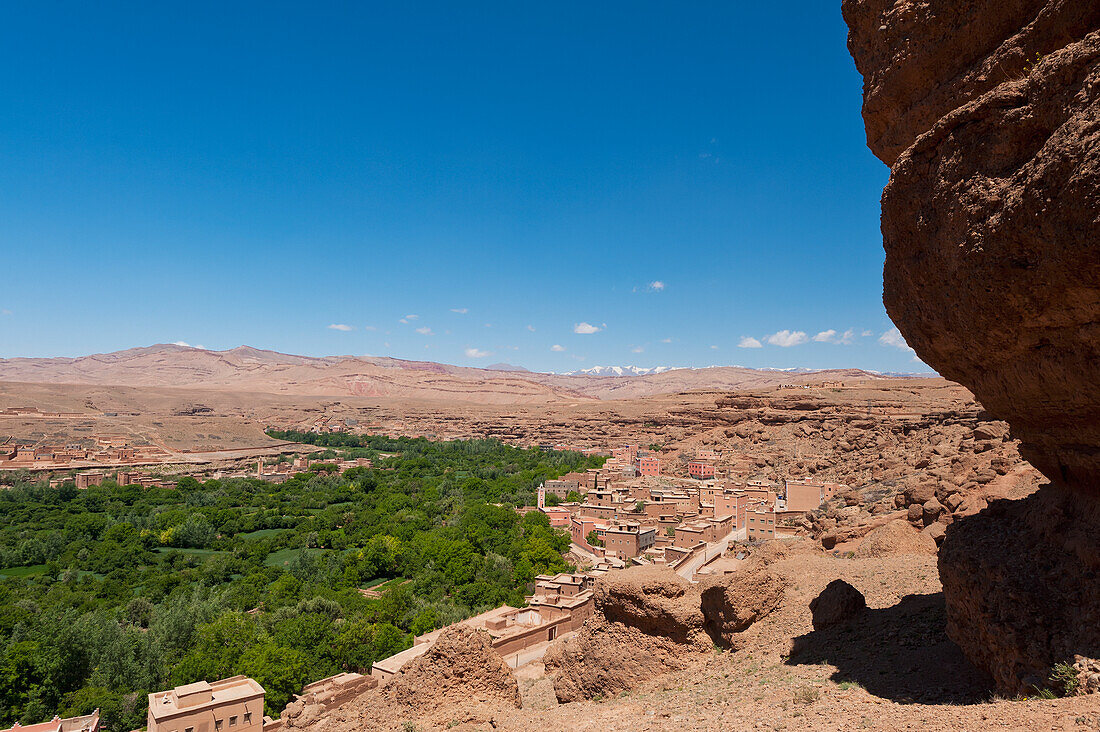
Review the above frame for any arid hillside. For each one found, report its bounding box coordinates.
[0,344,901,403]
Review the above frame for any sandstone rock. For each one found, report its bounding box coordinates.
[383,626,521,711]
[595,565,705,642]
[922,498,945,525]
[855,519,937,558]
[921,521,947,546]
[846,0,1100,689]
[906,504,924,524]
[544,612,704,704]
[906,482,935,506]
[306,625,520,732]
[943,492,965,512]
[974,421,1010,441]
[845,0,1100,488]
[699,562,788,646]
[545,567,711,703]
[809,579,867,630]
[940,487,1100,694]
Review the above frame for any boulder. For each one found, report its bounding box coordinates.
[699,562,788,646]
[922,498,945,525]
[940,487,1100,694]
[906,503,924,524]
[809,579,867,630]
[921,521,947,546]
[544,567,710,703]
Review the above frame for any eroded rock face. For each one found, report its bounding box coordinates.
[938,487,1100,693]
[844,0,1100,488]
[545,563,785,702]
[544,567,711,703]
[844,0,1100,694]
[699,561,787,646]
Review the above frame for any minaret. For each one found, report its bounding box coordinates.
[537,483,546,510]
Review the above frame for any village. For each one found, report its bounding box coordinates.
[0,438,845,732]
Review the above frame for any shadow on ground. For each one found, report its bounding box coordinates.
[786,592,994,704]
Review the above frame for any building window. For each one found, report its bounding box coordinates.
[216,722,223,731]
[186,727,194,732]
[244,714,252,724]
[230,717,238,727]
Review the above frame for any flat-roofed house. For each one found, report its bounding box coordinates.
[687,461,716,480]
[147,676,266,732]
[1,711,100,732]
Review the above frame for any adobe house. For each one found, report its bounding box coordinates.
[0,710,100,732]
[638,456,661,476]
[147,676,266,732]
[784,477,841,513]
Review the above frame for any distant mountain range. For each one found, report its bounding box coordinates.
[0,344,915,404]
[561,365,678,376]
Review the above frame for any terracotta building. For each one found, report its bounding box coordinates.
[638,456,661,476]
[0,711,100,732]
[603,522,656,558]
[784,477,840,513]
[688,461,716,480]
[147,676,266,732]
[746,504,776,541]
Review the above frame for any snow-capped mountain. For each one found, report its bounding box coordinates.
[561,365,681,377]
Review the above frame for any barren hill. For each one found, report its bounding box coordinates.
[0,344,898,404]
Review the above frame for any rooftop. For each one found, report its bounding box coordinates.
[148,676,265,720]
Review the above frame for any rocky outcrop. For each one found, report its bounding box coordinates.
[544,567,711,703]
[284,626,520,732]
[545,563,785,702]
[844,0,1100,487]
[939,486,1100,694]
[699,561,788,646]
[844,0,1100,695]
[855,519,937,558]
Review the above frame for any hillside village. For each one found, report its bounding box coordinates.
[0,435,853,732]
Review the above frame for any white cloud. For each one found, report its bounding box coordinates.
[630,346,644,353]
[765,330,809,347]
[550,344,566,352]
[574,322,601,334]
[738,336,763,349]
[814,328,856,345]
[710,345,719,350]
[362,325,377,331]
[861,329,874,337]
[0,309,11,316]
[450,308,468,314]
[399,314,419,324]
[172,341,205,349]
[327,323,354,332]
[660,338,673,344]
[526,325,536,332]
[415,326,434,336]
[879,327,915,351]
[648,280,665,292]
[464,347,491,358]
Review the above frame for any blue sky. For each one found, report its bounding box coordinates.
[0,2,924,372]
